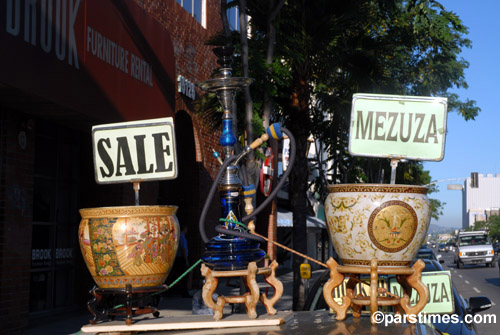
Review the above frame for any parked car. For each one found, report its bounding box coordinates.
[454,231,496,268]
[417,245,444,263]
[303,259,491,335]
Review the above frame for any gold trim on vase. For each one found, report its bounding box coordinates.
[79,205,178,218]
[327,184,428,195]
[341,259,412,267]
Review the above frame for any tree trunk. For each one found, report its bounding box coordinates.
[287,75,311,311]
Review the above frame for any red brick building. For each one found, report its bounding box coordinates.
[0,0,223,332]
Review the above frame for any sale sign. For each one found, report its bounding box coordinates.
[92,117,177,184]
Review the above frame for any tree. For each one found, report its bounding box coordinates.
[488,216,500,242]
[201,0,479,310]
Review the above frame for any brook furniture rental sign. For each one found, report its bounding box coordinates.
[92,117,177,184]
[349,94,448,161]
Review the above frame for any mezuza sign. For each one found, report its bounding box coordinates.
[349,94,447,161]
[92,117,177,184]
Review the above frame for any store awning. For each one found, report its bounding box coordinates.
[277,209,326,229]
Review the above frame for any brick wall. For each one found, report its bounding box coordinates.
[134,0,227,271]
[135,0,224,177]
[0,111,35,332]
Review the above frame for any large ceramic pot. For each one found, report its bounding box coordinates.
[325,184,431,267]
[78,206,179,289]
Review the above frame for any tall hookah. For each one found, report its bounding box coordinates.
[197,45,296,271]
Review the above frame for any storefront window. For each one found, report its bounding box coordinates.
[30,120,79,313]
[177,0,205,26]
[227,6,240,31]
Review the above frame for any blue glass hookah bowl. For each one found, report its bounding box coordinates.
[202,165,265,270]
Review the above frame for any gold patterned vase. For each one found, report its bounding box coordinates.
[325,184,431,267]
[78,206,179,289]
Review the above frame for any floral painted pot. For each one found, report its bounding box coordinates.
[325,184,431,267]
[78,206,179,289]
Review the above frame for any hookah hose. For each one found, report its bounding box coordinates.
[198,127,296,243]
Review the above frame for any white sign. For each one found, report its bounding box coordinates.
[92,117,177,184]
[282,138,290,172]
[389,271,454,314]
[349,94,447,161]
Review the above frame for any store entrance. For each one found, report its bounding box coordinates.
[30,120,80,314]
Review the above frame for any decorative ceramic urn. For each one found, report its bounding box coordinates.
[78,205,179,289]
[325,184,431,267]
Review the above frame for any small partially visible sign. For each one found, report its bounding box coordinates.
[389,271,454,314]
[300,263,311,279]
[349,94,447,161]
[92,117,177,184]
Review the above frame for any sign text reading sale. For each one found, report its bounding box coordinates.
[349,94,448,161]
[92,118,177,184]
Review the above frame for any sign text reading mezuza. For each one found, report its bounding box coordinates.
[92,118,177,184]
[349,94,447,161]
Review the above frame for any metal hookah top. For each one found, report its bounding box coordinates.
[197,45,254,158]
[197,45,254,94]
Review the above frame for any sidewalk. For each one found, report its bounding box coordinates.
[22,268,325,335]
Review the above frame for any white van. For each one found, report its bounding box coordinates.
[454,231,495,268]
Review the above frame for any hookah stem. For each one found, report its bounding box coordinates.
[251,231,328,269]
[199,155,238,243]
[109,259,203,310]
[242,128,296,223]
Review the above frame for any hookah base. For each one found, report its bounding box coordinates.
[202,236,266,271]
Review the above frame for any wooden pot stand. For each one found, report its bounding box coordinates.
[87,284,164,325]
[323,258,429,324]
[200,260,283,320]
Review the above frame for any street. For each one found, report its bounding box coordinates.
[436,249,500,335]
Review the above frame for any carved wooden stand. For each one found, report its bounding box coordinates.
[323,258,428,324]
[200,260,283,320]
[87,284,164,325]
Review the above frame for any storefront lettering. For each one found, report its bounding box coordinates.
[97,132,173,178]
[5,0,81,69]
[130,53,153,87]
[86,25,129,74]
[32,248,73,261]
[32,248,51,260]
[55,248,73,259]
[177,75,196,99]
[87,25,153,87]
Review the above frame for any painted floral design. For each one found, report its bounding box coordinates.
[328,215,349,234]
[89,218,124,277]
[328,197,357,211]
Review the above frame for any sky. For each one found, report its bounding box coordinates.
[423,0,500,228]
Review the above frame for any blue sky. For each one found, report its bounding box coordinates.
[423,0,500,228]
